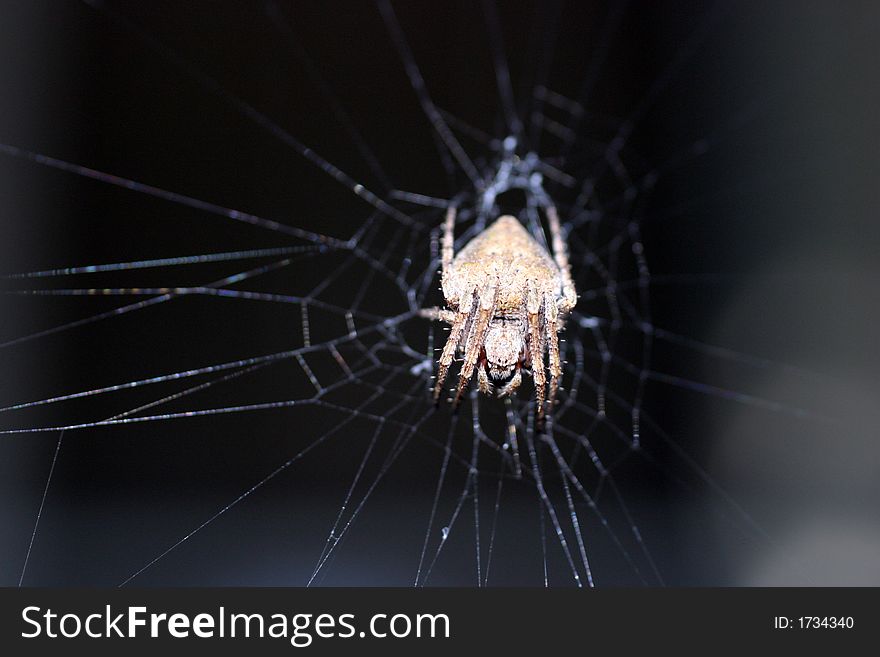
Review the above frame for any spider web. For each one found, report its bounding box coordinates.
[1,0,879,587]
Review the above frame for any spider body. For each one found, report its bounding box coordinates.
[428,208,577,423]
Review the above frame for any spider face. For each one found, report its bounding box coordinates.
[484,320,524,383]
[423,207,577,424]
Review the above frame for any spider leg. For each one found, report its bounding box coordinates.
[527,281,546,422]
[546,206,577,313]
[440,205,457,298]
[543,291,561,411]
[498,367,522,397]
[477,359,491,395]
[418,307,457,323]
[452,279,497,409]
[432,284,476,403]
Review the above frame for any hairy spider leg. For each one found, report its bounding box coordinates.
[527,281,546,422]
[432,205,465,402]
[544,291,562,411]
[432,283,477,403]
[452,279,498,409]
[477,358,492,395]
[497,363,523,397]
[546,206,577,312]
[440,205,457,293]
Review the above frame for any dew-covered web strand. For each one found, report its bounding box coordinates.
[0,346,331,417]
[0,158,421,363]
[524,419,583,587]
[412,392,525,586]
[569,229,834,420]
[308,421,384,585]
[418,412,481,587]
[414,417,457,587]
[116,356,410,587]
[568,216,838,431]
[544,424,649,585]
[469,396,484,587]
[18,431,64,587]
[538,494,549,587]
[17,358,271,586]
[560,306,783,553]
[481,446,507,587]
[9,255,296,301]
[565,354,776,546]
[0,143,344,246]
[308,375,440,587]
[504,397,523,478]
[306,345,499,585]
[0,143,419,304]
[551,437,594,587]
[510,389,655,585]
[1,246,322,280]
[0,297,421,436]
[0,253,308,353]
[416,382,653,586]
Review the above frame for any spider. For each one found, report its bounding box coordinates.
[424,206,577,424]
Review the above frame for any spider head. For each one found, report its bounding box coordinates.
[484,321,524,395]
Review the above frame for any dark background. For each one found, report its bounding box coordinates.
[1,0,878,586]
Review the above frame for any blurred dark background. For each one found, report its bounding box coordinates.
[1,0,878,586]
